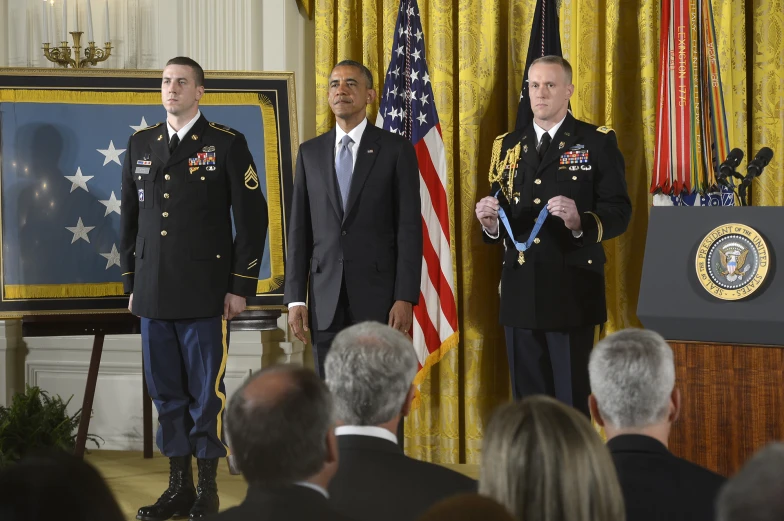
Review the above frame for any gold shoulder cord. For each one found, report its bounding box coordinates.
[488,133,522,202]
[487,134,506,187]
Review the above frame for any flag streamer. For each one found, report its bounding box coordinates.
[651,0,732,204]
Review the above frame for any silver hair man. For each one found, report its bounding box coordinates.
[588,328,675,429]
[716,443,784,521]
[325,321,418,425]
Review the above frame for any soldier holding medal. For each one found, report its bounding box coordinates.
[474,56,631,415]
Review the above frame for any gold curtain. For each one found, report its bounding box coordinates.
[313,0,784,464]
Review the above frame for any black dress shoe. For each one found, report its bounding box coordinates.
[189,458,220,519]
[137,455,197,521]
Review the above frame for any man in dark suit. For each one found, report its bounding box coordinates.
[284,60,422,377]
[588,328,726,521]
[215,366,352,521]
[120,56,268,520]
[475,55,631,415]
[325,322,476,521]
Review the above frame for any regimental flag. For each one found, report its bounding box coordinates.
[651,0,734,206]
[0,92,278,299]
[376,0,459,388]
[515,0,564,131]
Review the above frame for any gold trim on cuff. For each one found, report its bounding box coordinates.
[585,211,603,243]
[232,272,258,280]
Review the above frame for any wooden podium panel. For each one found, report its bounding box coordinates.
[668,341,784,477]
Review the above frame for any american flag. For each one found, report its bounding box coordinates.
[376,0,459,374]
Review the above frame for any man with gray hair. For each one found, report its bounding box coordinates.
[212,366,352,521]
[325,321,475,521]
[716,443,784,521]
[588,328,725,521]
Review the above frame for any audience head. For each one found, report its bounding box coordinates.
[716,443,784,521]
[0,449,125,521]
[479,396,625,521]
[226,365,337,487]
[588,328,679,438]
[416,493,517,521]
[325,321,418,427]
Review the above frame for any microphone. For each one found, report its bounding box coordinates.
[716,148,743,187]
[741,147,774,187]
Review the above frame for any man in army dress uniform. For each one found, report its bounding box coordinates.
[475,56,631,416]
[120,57,268,520]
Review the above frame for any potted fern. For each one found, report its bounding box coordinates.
[0,386,101,467]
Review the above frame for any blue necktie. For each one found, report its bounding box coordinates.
[336,135,354,210]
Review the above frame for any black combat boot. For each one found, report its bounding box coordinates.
[188,458,220,519]
[137,455,197,521]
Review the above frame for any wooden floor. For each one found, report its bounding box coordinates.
[86,451,480,521]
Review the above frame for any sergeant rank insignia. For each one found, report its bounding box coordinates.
[244,165,259,190]
[695,223,770,301]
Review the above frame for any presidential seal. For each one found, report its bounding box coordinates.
[695,223,770,301]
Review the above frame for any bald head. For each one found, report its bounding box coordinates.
[226,366,333,485]
[241,367,298,407]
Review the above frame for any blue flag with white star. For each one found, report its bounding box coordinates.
[0,98,271,299]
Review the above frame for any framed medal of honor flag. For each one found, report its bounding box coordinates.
[0,69,296,317]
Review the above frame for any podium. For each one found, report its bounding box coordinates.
[638,207,784,476]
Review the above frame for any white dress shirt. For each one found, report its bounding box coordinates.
[293,481,329,498]
[287,119,370,310]
[166,110,201,142]
[335,425,398,445]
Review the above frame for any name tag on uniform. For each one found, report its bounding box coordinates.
[135,167,150,174]
[138,189,145,202]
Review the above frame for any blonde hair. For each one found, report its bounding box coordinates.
[479,396,625,521]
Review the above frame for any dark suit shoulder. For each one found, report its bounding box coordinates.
[402,455,476,486]
[672,453,726,484]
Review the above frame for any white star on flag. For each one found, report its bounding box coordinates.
[64,167,94,193]
[99,191,122,216]
[65,217,94,244]
[375,0,458,385]
[100,244,121,269]
[130,117,149,132]
[97,140,126,166]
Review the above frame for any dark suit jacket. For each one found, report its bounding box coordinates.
[120,114,268,319]
[283,121,422,330]
[328,434,477,521]
[608,434,726,521]
[208,483,353,521]
[484,113,631,329]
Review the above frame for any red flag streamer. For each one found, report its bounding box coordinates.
[652,0,731,198]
